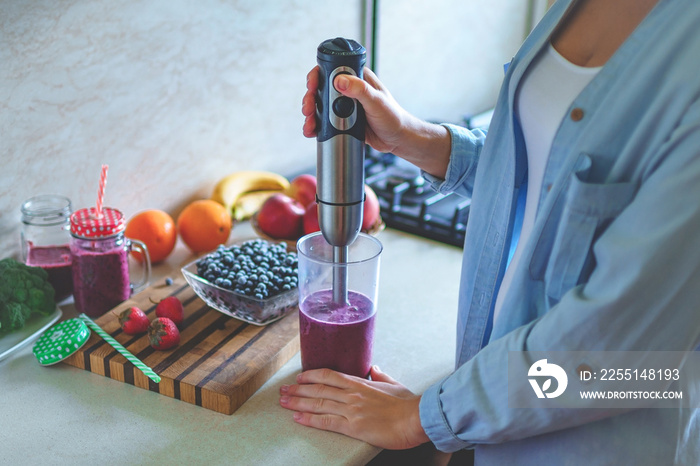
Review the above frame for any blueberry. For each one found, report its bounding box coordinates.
[195,238,298,298]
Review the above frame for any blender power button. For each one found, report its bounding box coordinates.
[332,96,355,119]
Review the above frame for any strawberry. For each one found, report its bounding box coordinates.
[117,306,150,335]
[155,296,184,326]
[148,317,180,350]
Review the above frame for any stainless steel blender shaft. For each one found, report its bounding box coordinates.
[332,246,349,304]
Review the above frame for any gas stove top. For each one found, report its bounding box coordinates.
[365,151,469,248]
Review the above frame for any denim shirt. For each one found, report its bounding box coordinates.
[418,0,700,463]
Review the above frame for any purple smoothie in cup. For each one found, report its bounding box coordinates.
[70,241,130,317]
[299,289,375,378]
[26,244,73,302]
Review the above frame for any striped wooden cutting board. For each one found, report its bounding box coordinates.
[62,277,300,415]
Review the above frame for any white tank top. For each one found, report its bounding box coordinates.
[493,43,602,323]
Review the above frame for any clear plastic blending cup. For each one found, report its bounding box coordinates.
[296,231,382,378]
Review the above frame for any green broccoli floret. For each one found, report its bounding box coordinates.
[28,287,54,316]
[23,262,49,279]
[0,301,28,333]
[0,258,56,333]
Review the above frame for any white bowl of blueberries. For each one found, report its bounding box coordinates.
[181,238,299,326]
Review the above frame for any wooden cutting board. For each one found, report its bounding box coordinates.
[62,277,300,415]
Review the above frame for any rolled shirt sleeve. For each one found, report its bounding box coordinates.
[421,124,486,198]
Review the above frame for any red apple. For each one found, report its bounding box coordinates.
[286,174,317,207]
[362,184,380,231]
[303,201,320,235]
[257,193,305,240]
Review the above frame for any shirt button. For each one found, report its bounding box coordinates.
[570,108,584,121]
[546,184,553,192]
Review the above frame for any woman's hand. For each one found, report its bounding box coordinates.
[279,365,430,450]
[301,66,450,179]
[302,66,408,155]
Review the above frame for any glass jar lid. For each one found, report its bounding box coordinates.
[70,207,125,238]
[32,318,91,366]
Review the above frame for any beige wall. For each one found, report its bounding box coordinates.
[0,0,528,259]
[377,0,528,123]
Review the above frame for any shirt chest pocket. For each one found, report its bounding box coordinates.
[529,155,638,305]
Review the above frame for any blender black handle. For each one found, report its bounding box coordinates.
[316,37,367,143]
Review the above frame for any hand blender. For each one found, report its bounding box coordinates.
[315,37,367,305]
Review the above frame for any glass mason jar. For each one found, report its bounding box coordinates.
[20,195,74,302]
[70,207,151,317]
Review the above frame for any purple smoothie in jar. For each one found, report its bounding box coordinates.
[26,244,73,302]
[70,238,130,317]
[299,289,375,378]
[70,206,142,317]
[20,195,74,302]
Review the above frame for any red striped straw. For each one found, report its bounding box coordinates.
[95,164,108,219]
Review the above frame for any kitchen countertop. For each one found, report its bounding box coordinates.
[1,223,463,465]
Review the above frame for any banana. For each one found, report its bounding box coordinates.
[211,170,290,217]
[231,190,279,221]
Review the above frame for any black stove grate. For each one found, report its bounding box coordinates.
[365,152,469,248]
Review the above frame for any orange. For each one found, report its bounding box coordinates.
[177,199,232,253]
[125,209,177,264]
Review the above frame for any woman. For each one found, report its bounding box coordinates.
[280,0,700,463]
